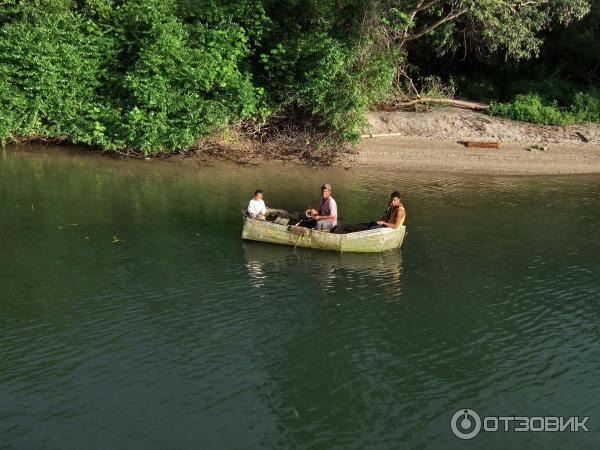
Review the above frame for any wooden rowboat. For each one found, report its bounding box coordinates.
[241,209,406,253]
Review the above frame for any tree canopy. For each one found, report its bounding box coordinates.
[0,0,595,154]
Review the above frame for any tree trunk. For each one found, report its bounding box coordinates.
[391,98,489,111]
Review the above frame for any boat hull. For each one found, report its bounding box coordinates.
[241,217,405,253]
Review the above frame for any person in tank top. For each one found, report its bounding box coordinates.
[368,191,405,230]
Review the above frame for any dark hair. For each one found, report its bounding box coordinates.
[390,191,400,199]
[254,189,263,196]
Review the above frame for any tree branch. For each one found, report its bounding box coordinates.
[405,7,469,42]
[392,97,488,110]
[410,0,443,18]
[400,0,443,42]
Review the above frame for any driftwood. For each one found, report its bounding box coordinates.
[462,141,500,149]
[361,132,405,138]
[392,98,489,111]
[575,131,589,143]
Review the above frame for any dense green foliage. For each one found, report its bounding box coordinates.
[0,0,270,153]
[0,0,597,154]
[411,0,600,125]
[489,91,600,126]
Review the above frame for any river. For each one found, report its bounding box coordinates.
[1,145,599,449]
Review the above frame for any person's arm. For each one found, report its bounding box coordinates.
[314,204,323,219]
[329,199,337,221]
[247,199,257,217]
[259,200,267,215]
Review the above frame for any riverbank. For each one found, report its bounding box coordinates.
[6,108,600,175]
[353,108,600,174]
[355,137,600,174]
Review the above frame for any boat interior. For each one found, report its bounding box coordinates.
[262,210,370,234]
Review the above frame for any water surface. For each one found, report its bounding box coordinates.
[1,146,599,449]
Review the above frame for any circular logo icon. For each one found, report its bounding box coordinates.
[451,408,482,440]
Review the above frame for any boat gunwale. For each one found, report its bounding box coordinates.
[243,215,402,238]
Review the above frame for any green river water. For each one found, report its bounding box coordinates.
[1,146,599,449]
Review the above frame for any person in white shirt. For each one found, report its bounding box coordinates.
[247,189,267,219]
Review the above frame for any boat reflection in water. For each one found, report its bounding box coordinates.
[242,242,404,301]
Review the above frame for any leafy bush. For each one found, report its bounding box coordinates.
[489,94,574,125]
[503,78,580,106]
[261,32,394,141]
[0,3,107,143]
[418,76,457,99]
[570,89,600,122]
[108,0,266,153]
[489,89,600,125]
[0,0,268,154]
[0,0,394,152]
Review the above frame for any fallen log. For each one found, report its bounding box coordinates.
[360,132,405,138]
[575,131,589,143]
[392,98,489,111]
[462,141,500,149]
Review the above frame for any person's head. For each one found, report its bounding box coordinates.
[390,191,401,206]
[321,183,331,199]
[254,189,263,200]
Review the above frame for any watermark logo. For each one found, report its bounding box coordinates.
[451,409,482,440]
[450,408,590,440]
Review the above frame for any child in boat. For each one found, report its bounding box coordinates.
[247,189,267,219]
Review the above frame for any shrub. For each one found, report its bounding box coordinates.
[0,0,268,155]
[419,76,457,99]
[0,3,108,144]
[489,94,575,125]
[503,78,579,106]
[262,33,394,141]
[489,89,600,126]
[570,89,600,122]
[109,0,266,153]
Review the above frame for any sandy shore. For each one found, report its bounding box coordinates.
[356,137,600,174]
[354,109,600,174]
[7,108,600,175]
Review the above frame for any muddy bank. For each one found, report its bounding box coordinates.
[7,108,600,175]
